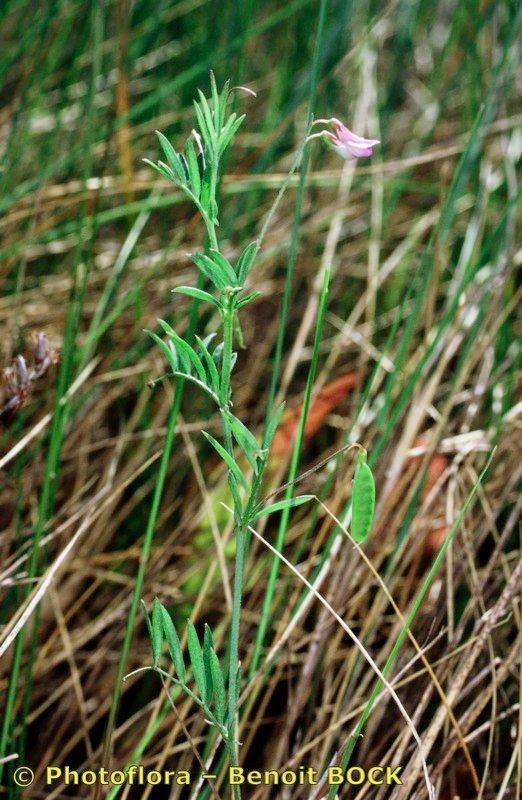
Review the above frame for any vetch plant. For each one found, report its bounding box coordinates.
[139,75,379,797]
[141,74,315,790]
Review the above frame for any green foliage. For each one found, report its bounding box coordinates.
[222,410,266,474]
[202,430,248,490]
[236,291,262,308]
[145,74,246,230]
[173,286,223,309]
[209,648,226,724]
[146,326,221,403]
[236,241,259,283]
[150,598,163,666]
[203,624,215,701]
[186,620,207,702]
[144,600,228,738]
[253,495,314,520]
[160,605,185,682]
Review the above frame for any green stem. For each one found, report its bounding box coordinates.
[224,465,265,799]
[226,517,246,800]
[218,297,243,794]
[152,667,227,737]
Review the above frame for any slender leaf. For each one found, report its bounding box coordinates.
[236,291,262,308]
[193,100,213,152]
[170,371,219,403]
[151,599,163,666]
[192,253,229,290]
[201,431,248,490]
[186,621,207,702]
[209,649,226,724]
[208,249,238,285]
[203,624,214,701]
[219,113,245,154]
[253,495,314,520]
[195,335,221,394]
[212,342,224,367]
[210,71,222,129]
[173,286,222,309]
[200,162,212,211]
[142,158,175,182]
[160,325,208,384]
[157,321,191,374]
[185,138,201,199]
[236,241,258,283]
[160,606,185,682]
[156,131,186,184]
[140,601,154,659]
[196,91,216,148]
[223,410,262,471]
[147,329,177,371]
[219,79,231,116]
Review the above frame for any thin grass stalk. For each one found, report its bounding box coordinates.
[253,0,330,678]
[0,4,104,782]
[263,0,329,423]
[251,269,330,676]
[326,453,494,798]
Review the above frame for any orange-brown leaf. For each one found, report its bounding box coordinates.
[410,435,449,556]
[271,372,359,457]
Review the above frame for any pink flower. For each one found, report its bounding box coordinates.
[308,118,380,160]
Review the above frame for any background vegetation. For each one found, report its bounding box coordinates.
[0,0,520,798]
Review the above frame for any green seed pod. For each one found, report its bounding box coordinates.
[351,450,375,543]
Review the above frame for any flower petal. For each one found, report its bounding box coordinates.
[309,117,379,159]
[330,118,380,157]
